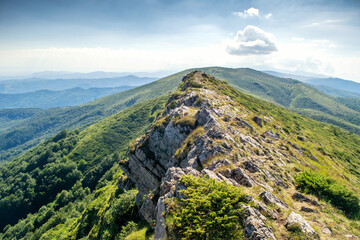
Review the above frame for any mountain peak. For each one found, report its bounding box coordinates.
[180,70,223,91]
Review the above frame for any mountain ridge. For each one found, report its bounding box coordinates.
[122,71,360,239]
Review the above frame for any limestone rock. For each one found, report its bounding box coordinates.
[242,205,277,240]
[260,191,288,209]
[255,200,279,220]
[285,211,317,236]
[139,195,157,225]
[321,227,332,236]
[207,158,231,171]
[243,160,260,173]
[154,197,167,240]
[235,117,254,131]
[231,167,256,187]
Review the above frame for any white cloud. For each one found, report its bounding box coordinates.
[306,19,345,27]
[226,25,277,55]
[233,7,259,18]
[233,7,272,19]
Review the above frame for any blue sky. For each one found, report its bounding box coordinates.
[0,0,359,81]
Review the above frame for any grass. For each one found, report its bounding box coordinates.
[125,227,149,240]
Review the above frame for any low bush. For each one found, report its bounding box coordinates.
[167,175,250,240]
[295,171,360,219]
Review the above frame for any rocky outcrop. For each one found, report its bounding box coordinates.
[285,212,317,237]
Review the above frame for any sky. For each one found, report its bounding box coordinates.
[0,0,359,81]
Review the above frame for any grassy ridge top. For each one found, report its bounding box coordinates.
[185,71,360,181]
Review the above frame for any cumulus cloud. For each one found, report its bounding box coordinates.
[233,7,272,19]
[233,7,259,18]
[226,25,277,55]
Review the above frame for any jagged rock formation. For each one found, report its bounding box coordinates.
[120,71,341,239]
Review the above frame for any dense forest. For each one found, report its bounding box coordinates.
[0,96,167,239]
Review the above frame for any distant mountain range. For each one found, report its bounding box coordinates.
[264,70,360,98]
[0,75,158,94]
[0,86,134,109]
[0,70,167,80]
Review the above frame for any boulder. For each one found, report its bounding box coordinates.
[292,192,320,206]
[292,192,310,202]
[260,191,288,209]
[253,116,263,127]
[139,195,157,225]
[285,211,317,236]
[300,206,318,213]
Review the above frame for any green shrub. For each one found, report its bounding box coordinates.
[109,189,138,225]
[167,175,250,240]
[295,171,360,218]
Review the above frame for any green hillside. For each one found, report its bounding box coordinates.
[0,96,167,237]
[1,67,360,162]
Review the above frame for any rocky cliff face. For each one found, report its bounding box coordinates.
[120,71,351,239]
